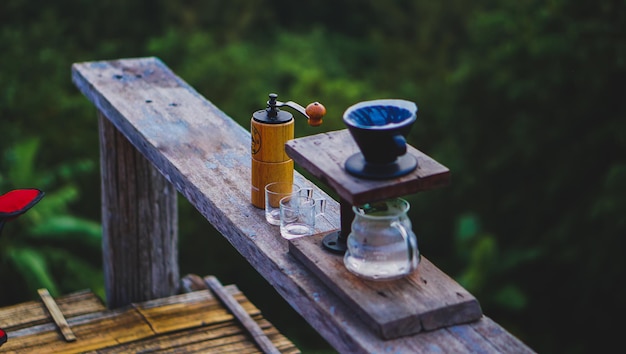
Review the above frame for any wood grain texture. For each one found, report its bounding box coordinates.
[250,118,295,208]
[72,57,534,353]
[1,286,299,353]
[285,129,451,205]
[0,290,105,332]
[37,289,76,342]
[251,159,294,208]
[251,118,294,162]
[288,233,482,339]
[205,275,281,354]
[99,112,179,309]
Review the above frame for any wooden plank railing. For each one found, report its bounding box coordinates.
[72,57,534,353]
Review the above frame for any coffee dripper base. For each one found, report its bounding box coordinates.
[345,152,418,180]
[321,230,348,254]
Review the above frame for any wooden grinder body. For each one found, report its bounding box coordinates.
[251,117,294,208]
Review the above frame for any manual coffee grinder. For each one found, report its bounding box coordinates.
[250,93,326,208]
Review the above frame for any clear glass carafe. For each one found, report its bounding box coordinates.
[344,198,419,281]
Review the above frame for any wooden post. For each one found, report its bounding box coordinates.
[98,112,179,309]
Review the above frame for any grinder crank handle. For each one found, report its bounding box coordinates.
[271,96,326,127]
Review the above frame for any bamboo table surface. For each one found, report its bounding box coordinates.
[0,279,299,353]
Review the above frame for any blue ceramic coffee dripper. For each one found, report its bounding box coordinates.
[343,99,418,179]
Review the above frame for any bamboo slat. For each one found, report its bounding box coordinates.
[204,275,281,354]
[37,288,76,342]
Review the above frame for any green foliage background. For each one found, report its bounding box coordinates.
[1,0,624,353]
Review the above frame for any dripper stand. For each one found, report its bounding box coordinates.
[284,129,483,339]
[285,129,451,254]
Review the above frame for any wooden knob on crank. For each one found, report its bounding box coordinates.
[305,102,326,127]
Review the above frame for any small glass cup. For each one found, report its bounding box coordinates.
[279,195,326,240]
[264,182,312,225]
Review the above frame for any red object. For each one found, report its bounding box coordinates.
[0,189,45,218]
[0,327,6,346]
[0,188,45,236]
[0,189,45,346]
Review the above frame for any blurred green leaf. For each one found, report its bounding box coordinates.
[456,213,480,243]
[6,138,39,185]
[29,216,101,247]
[7,247,58,296]
[494,284,527,311]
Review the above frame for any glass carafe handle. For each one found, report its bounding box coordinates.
[391,221,416,272]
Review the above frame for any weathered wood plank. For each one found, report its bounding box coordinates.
[71,57,534,353]
[289,233,482,339]
[467,316,535,354]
